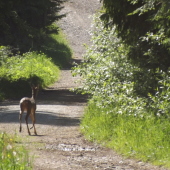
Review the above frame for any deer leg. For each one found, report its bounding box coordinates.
[25,112,31,135]
[19,110,23,132]
[29,113,34,129]
[33,122,37,135]
[30,113,37,135]
[33,113,37,135]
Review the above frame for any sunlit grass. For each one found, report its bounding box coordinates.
[0,132,33,170]
[81,101,170,168]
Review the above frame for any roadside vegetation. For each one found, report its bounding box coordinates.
[0,27,72,101]
[73,0,170,167]
[0,0,72,101]
[0,132,33,169]
[0,0,72,169]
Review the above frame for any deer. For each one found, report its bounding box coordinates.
[19,84,39,135]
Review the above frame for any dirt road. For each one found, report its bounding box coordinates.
[0,0,167,169]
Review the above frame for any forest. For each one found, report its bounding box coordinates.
[73,0,170,168]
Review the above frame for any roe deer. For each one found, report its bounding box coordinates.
[19,84,39,135]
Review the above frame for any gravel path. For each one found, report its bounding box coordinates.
[0,0,168,169]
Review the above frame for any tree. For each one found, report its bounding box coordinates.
[100,0,170,96]
[0,0,66,51]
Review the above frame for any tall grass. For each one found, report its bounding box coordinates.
[81,101,170,167]
[0,132,33,169]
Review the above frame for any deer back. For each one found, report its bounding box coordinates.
[20,97,36,112]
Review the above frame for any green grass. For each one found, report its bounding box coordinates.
[0,132,33,170]
[39,30,73,68]
[81,101,170,168]
[30,24,73,68]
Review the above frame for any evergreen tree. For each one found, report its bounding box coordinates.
[101,0,170,96]
[0,0,66,51]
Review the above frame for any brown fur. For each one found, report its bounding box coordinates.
[19,85,39,135]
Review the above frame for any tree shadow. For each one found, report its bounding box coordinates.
[36,111,80,126]
[61,58,83,70]
[38,89,88,105]
[37,34,73,68]
[0,109,80,127]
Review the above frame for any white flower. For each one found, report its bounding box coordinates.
[156,113,160,117]
[13,151,16,156]
[6,144,12,150]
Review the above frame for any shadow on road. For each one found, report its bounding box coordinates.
[0,110,80,126]
[38,89,88,105]
[0,58,86,128]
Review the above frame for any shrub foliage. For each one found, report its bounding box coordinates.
[0,46,60,100]
[100,0,170,96]
[73,14,170,167]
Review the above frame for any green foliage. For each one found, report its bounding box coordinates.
[0,0,67,52]
[0,46,11,65]
[74,14,170,167]
[73,14,137,107]
[100,0,170,96]
[0,46,60,100]
[0,132,33,169]
[0,51,59,86]
[148,69,170,117]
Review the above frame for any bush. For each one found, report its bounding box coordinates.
[73,14,170,168]
[0,47,59,100]
[72,14,136,108]
[0,51,59,86]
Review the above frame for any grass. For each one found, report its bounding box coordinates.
[81,101,170,168]
[39,29,72,68]
[0,132,33,170]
